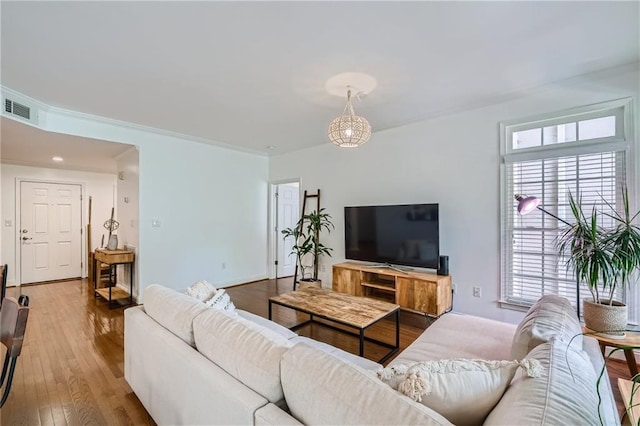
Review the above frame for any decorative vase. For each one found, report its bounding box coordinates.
[583,299,627,335]
[107,234,118,250]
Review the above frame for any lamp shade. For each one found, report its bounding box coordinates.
[515,194,540,215]
[327,89,371,148]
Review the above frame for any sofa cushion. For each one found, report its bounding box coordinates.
[390,313,516,367]
[383,359,541,426]
[511,295,582,359]
[289,336,382,371]
[485,337,602,425]
[236,309,298,340]
[143,284,209,347]
[280,343,453,425]
[193,308,293,403]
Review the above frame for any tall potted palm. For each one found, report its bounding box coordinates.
[557,187,640,333]
[282,209,334,288]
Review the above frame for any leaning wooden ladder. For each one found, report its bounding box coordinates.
[292,189,320,291]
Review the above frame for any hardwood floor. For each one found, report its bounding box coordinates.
[0,280,153,426]
[0,277,633,424]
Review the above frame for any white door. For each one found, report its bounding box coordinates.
[20,182,82,284]
[276,182,300,277]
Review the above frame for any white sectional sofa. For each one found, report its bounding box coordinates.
[125,285,619,425]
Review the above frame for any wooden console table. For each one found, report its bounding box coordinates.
[94,249,135,309]
[332,262,452,317]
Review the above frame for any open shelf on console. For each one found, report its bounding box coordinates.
[362,287,396,304]
[361,272,396,291]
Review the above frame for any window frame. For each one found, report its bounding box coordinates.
[499,97,635,315]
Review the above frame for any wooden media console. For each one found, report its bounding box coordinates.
[332,261,452,317]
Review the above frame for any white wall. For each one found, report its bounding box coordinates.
[37,110,269,298]
[115,147,140,294]
[0,163,116,285]
[269,63,640,324]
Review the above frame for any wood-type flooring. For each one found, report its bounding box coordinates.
[0,277,634,424]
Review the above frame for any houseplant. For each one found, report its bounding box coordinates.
[557,187,640,333]
[281,208,334,287]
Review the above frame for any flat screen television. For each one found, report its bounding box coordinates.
[344,203,439,269]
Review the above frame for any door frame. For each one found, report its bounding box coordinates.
[268,179,300,279]
[15,178,86,286]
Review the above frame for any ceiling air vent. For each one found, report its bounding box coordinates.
[3,97,38,124]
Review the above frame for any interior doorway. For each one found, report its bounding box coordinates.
[272,181,300,279]
[19,180,82,284]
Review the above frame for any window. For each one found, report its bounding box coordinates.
[500,99,633,313]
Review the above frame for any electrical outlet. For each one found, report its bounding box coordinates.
[473,286,482,297]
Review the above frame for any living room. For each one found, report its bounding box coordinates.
[1,1,639,424]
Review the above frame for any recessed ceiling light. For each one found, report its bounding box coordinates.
[266,146,276,150]
[52,156,64,162]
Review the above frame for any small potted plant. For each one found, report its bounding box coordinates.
[282,208,334,288]
[557,187,640,334]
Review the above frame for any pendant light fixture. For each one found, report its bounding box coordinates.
[327,88,371,148]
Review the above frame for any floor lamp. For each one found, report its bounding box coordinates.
[514,194,581,318]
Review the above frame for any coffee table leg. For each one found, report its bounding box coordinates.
[359,329,365,357]
[395,309,400,349]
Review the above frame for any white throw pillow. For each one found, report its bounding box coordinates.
[380,359,542,426]
[185,279,217,301]
[204,288,236,313]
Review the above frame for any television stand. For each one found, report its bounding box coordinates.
[332,262,452,317]
[370,263,413,274]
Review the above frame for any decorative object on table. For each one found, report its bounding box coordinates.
[327,87,371,148]
[282,206,334,289]
[516,186,640,335]
[100,234,105,248]
[103,207,120,250]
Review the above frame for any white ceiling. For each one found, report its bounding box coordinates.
[1,1,639,163]
[1,117,133,174]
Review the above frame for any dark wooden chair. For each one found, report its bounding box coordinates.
[0,264,7,308]
[0,295,29,407]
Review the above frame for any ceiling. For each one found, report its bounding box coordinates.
[1,117,133,173]
[1,1,638,164]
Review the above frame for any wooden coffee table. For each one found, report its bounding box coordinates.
[269,287,400,363]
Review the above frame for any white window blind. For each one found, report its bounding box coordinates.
[500,98,633,314]
[503,150,627,310]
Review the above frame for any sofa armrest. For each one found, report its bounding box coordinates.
[254,403,302,425]
[125,305,269,425]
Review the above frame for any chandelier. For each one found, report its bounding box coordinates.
[327,88,371,148]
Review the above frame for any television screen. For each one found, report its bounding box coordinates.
[344,204,439,269]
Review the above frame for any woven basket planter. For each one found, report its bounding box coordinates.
[583,300,627,333]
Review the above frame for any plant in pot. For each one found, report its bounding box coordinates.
[557,187,640,335]
[281,208,334,289]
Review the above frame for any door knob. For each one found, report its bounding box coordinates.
[22,237,32,241]
[21,229,28,233]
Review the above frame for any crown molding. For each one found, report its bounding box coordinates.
[0,85,268,158]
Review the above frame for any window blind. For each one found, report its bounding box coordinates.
[502,150,627,311]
